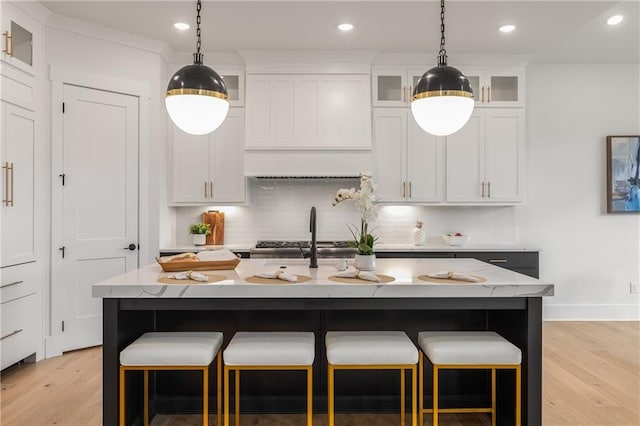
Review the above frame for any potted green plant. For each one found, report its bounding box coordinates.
[189,223,211,246]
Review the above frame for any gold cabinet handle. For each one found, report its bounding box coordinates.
[487,181,491,198]
[409,181,412,198]
[209,181,213,198]
[481,86,485,103]
[488,259,508,264]
[9,162,13,206]
[2,162,8,206]
[487,86,491,103]
[402,181,406,198]
[204,181,208,198]
[481,181,485,198]
[402,85,406,103]
[409,85,413,103]
[2,31,13,56]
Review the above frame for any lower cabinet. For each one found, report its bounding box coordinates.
[1,292,39,370]
[375,251,539,278]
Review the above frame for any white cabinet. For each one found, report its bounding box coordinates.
[1,292,40,370]
[245,74,371,149]
[1,101,36,267]
[218,67,244,107]
[0,2,42,76]
[464,67,524,107]
[373,109,443,203]
[445,108,524,203]
[171,108,245,204]
[372,67,425,107]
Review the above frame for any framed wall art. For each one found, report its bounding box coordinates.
[606,135,640,213]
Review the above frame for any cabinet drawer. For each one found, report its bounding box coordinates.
[0,261,39,303]
[457,252,539,278]
[0,66,35,111]
[1,294,38,370]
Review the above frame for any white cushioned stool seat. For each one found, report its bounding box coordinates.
[326,331,418,365]
[418,331,521,365]
[120,331,224,366]
[223,331,315,366]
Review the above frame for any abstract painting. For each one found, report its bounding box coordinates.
[607,135,640,213]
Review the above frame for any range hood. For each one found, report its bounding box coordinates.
[244,149,372,178]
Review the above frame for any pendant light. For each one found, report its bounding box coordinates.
[411,0,474,136]
[165,0,229,136]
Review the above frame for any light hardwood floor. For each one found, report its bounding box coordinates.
[1,322,638,425]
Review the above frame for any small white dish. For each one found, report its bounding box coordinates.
[442,234,469,246]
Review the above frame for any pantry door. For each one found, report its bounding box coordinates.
[52,84,139,352]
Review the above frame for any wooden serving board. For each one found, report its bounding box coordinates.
[157,257,240,272]
[203,211,224,245]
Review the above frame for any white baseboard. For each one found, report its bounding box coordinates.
[543,304,640,321]
[44,336,64,359]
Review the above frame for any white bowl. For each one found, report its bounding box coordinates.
[442,234,469,246]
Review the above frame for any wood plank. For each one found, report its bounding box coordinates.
[1,322,638,425]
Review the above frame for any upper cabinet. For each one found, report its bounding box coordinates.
[464,67,524,107]
[372,67,425,107]
[1,2,42,76]
[217,67,245,107]
[245,74,371,150]
[170,109,246,204]
[373,108,443,203]
[445,108,524,203]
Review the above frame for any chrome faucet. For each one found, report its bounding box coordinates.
[309,206,318,268]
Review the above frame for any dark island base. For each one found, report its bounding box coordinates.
[104,297,541,425]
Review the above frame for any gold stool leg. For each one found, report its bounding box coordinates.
[411,365,417,426]
[144,370,149,426]
[217,356,222,426]
[235,369,240,426]
[491,368,497,426]
[307,366,313,426]
[401,368,406,426]
[432,365,439,426]
[203,366,209,426]
[119,367,125,426]
[328,364,335,426]
[224,366,230,426]
[419,354,424,426]
[515,365,522,426]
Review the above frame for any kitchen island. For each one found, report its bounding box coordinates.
[94,258,553,425]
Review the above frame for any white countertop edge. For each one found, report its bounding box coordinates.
[93,258,553,299]
[160,244,540,253]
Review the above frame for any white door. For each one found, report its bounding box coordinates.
[53,84,139,352]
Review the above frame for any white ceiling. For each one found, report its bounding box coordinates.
[39,0,639,64]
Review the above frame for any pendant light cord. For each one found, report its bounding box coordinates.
[437,0,448,67]
[193,0,203,65]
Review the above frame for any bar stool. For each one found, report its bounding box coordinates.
[326,331,419,426]
[222,331,315,426]
[418,331,522,426]
[119,331,224,426]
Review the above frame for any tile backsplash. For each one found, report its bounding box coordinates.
[173,178,518,246]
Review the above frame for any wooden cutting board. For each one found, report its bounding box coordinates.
[203,211,224,245]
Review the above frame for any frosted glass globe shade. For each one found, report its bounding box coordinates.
[165,94,229,135]
[411,96,474,136]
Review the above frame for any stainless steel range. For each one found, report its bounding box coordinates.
[250,240,357,259]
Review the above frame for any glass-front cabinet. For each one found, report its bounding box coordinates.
[1,2,40,75]
[464,67,524,107]
[372,67,425,107]
[218,67,245,107]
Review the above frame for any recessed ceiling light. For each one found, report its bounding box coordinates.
[174,22,190,31]
[338,23,354,32]
[499,24,516,33]
[607,15,623,26]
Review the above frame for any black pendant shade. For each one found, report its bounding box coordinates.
[412,65,473,101]
[166,61,228,101]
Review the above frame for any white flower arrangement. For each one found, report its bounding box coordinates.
[332,174,378,255]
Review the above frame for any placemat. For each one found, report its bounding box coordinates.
[417,274,486,284]
[245,275,312,284]
[328,274,395,284]
[157,273,227,284]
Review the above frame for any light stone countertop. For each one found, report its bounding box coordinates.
[92,258,553,299]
